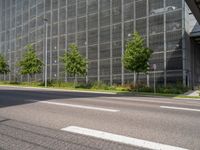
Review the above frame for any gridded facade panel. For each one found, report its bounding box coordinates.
[149,34,164,52]
[100,59,110,76]
[136,18,147,36]
[100,27,110,43]
[0,0,186,86]
[166,30,182,51]
[88,45,98,60]
[88,61,98,76]
[100,10,110,27]
[77,0,86,17]
[124,2,134,21]
[149,15,164,35]
[136,0,146,19]
[100,43,110,59]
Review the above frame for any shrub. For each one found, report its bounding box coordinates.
[91,81,108,90]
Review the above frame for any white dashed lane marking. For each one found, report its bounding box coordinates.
[160,106,200,112]
[29,100,119,112]
[61,126,188,150]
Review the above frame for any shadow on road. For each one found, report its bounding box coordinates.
[0,88,117,108]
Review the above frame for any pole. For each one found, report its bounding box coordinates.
[45,21,48,88]
[154,68,156,94]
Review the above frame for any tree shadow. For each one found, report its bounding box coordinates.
[0,88,117,108]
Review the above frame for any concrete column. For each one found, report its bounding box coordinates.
[86,0,89,84]
[133,0,136,86]
[50,0,53,81]
[110,0,113,86]
[146,0,150,87]
[182,0,187,86]
[97,0,100,83]
[121,0,125,85]
[164,0,167,87]
[65,1,68,82]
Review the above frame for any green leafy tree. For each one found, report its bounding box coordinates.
[123,32,152,84]
[0,54,10,74]
[18,44,43,81]
[61,44,87,86]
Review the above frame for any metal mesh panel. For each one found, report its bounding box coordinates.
[166,30,182,51]
[0,0,185,85]
[149,53,164,71]
[88,29,98,45]
[124,2,134,21]
[124,21,134,40]
[136,0,146,19]
[77,32,86,47]
[88,45,98,60]
[136,18,147,36]
[67,19,76,34]
[149,15,164,35]
[78,17,86,32]
[100,59,110,76]
[78,0,86,17]
[88,61,98,76]
[112,41,121,57]
[112,24,121,41]
[166,10,182,32]
[67,5,76,19]
[88,14,98,29]
[88,0,98,14]
[100,10,110,27]
[100,43,110,59]
[100,26,110,43]
[149,33,164,52]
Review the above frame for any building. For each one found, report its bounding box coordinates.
[0,0,199,87]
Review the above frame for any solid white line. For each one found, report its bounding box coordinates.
[32,100,119,112]
[160,106,200,112]
[61,126,188,150]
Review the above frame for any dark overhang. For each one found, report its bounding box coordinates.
[186,0,200,23]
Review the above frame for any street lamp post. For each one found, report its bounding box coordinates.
[43,18,48,88]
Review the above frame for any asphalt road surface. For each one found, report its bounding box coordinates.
[0,86,200,150]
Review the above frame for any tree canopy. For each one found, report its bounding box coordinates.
[61,44,87,80]
[0,54,10,74]
[18,44,43,77]
[123,32,152,74]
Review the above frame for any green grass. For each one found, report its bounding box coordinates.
[129,92,179,97]
[0,81,195,99]
[175,95,200,99]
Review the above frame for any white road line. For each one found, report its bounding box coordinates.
[99,97,173,104]
[61,126,188,150]
[30,100,119,112]
[160,106,200,112]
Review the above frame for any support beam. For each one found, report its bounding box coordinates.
[186,0,200,24]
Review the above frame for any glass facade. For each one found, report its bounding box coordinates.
[0,0,186,85]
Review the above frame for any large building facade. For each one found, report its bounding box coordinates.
[0,0,198,86]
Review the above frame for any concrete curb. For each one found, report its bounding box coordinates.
[174,97,200,101]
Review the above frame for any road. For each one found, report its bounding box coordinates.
[0,86,199,150]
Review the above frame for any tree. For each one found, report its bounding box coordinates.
[0,54,10,75]
[123,32,152,85]
[18,44,43,81]
[61,44,87,85]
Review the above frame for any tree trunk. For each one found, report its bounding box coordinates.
[136,72,140,92]
[133,71,136,86]
[28,74,30,83]
[136,72,139,85]
[73,74,77,88]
